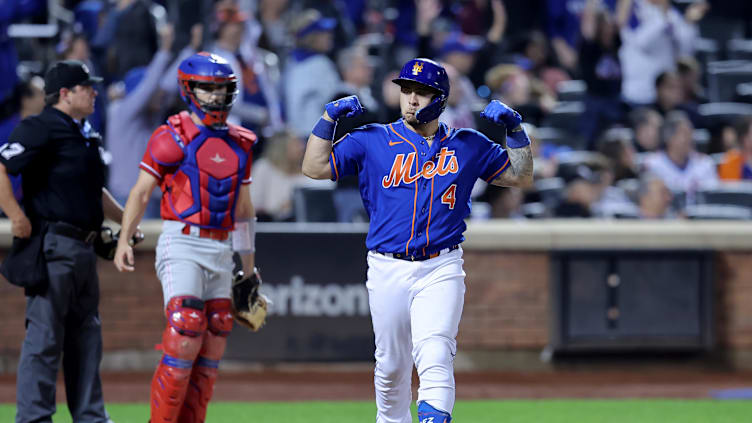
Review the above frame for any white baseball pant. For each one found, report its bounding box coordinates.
[366,247,466,423]
[155,220,234,306]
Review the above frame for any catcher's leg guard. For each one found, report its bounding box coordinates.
[418,401,452,423]
[178,298,233,423]
[151,296,207,423]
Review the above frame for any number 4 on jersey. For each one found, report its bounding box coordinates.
[441,184,457,209]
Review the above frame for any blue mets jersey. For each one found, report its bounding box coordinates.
[330,119,510,256]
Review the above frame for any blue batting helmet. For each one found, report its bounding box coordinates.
[392,58,450,123]
[177,52,238,129]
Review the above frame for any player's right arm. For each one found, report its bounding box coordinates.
[302,95,364,180]
[302,112,335,180]
[114,124,181,272]
[114,170,158,272]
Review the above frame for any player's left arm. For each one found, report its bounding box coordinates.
[234,185,255,276]
[490,141,533,188]
[480,100,534,188]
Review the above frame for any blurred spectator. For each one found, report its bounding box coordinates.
[283,9,341,137]
[554,165,599,217]
[483,186,526,219]
[105,24,178,218]
[598,130,638,182]
[629,107,662,152]
[379,69,402,123]
[257,0,295,54]
[417,0,508,89]
[619,0,707,105]
[638,175,675,218]
[73,0,106,41]
[718,116,752,181]
[439,62,477,129]
[58,29,106,132]
[503,0,546,41]
[0,0,44,103]
[250,129,308,221]
[92,0,159,79]
[546,0,617,73]
[643,110,718,193]
[336,45,377,111]
[579,0,628,148]
[650,71,702,128]
[485,63,554,125]
[676,56,706,104]
[590,167,640,217]
[0,75,44,203]
[526,123,562,179]
[211,3,283,136]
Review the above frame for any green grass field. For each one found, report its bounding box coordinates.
[1,400,751,423]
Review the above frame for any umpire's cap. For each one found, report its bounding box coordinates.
[44,60,102,95]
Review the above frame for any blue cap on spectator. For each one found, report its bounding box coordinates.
[123,66,146,95]
[293,9,336,39]
[439,33,483,57]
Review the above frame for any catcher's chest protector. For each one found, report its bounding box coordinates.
[164,113,253,230]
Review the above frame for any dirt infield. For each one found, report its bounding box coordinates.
[1,368,751,403]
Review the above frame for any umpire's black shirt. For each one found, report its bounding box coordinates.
[0,106,105,231]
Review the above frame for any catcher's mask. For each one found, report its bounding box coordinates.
[178,52,238,129]
[392,58,450,124]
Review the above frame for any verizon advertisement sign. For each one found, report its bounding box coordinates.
[225,227,375,362]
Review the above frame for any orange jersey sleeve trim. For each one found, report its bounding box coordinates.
[485,156,511,182]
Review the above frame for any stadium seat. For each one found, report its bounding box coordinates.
[692,128,711,153]
[698,102,752,129]
[556,80,587,102]
[727,39,752,61]
[685,204,752,220]
[532,177,565,210]
[540,102,586,149]
[293,187,338,222]
[697,182,752,209]
[706,61,752,103]
[534,126,576,148]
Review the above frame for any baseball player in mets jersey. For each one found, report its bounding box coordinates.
[302,58,533,423]
[113,52,257,423]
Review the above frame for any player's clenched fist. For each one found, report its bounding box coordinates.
[480,100,522,129]
[325,95,364,121]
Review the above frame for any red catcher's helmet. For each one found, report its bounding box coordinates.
[177,52,238,129]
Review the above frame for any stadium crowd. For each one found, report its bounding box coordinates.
[3,0,752,221]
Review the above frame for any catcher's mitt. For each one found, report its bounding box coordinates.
[231,267,269,331]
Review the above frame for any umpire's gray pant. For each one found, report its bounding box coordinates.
[16,230,109,423]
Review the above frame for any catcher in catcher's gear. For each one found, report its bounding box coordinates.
[113,52,266,423]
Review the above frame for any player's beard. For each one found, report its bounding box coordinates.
[404,113,419,125]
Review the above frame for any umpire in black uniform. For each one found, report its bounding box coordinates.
[0,61,124,423]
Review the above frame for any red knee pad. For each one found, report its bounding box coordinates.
[151,296,207,423]
[177,299,232,423]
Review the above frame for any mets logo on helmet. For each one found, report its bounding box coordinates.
[412,62,424,75]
